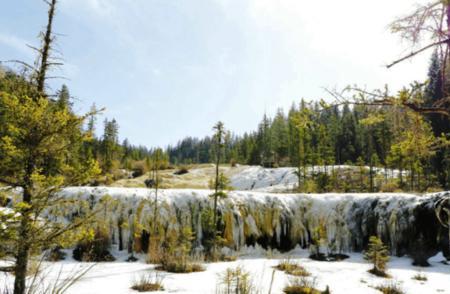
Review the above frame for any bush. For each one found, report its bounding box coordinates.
[73,229,115,262]
[0,193,10,207]
[412,272,427,281]
[315,173,331,193]
[375,281,404,294]
[364,236,390,277]
[283,277,326,294]
[147,235,163,264]
[380,180,400,192]
[221,255,238,262]
[45,246,66,261]
[156,226,205,273]
[132,161,147,178]
[174,167,189,175]
[131,272,164,292]
[275,259,310,277]
[216,266,255,294]
[156,260,204,273]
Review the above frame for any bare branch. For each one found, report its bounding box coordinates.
[387,39,449,68]
[4,60,35,71]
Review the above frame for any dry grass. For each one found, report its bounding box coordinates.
[111,164,245,189]
[221,255,238,262]
[368,268,391,278]
[155,261,205,273]
[216,266,256,294]
[131,272,164,292]
[275,259,311,277]
[412,272,427,281]
[283,276,323,294]
[375,281,404,294]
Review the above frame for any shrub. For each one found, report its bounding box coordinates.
[208,173,232,191]
[111,168,129,181]
[147,235,163,264]
[156,260,205,273]
[0,192,9,207]
[73,228,115,262]
[364,236,390,277]
[131,272,164,292]
[174,167,189,175]
[275,259,310,277]
[230,159,237,167]
[375,281,404,294]
[222,255,238,262]
[45,246,66,262]
[315,173,331,193]
[156,226,205,273]
[309,222,328,260]
[200,207,224,260]
[283,277,325,294]
[216,266,255,294]
[132,161,147,178]
[380,180,400,193]
[144,178,156,188]
[412,272,427,281]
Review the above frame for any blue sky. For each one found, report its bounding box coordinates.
[0,0,430,147]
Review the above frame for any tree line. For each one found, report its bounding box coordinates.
[167,52,449,191]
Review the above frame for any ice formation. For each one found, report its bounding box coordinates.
[59,187,450,258]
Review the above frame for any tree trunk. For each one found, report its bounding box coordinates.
[13,187,32,294]
[118,216,123,251]
[213,148,220,231]
[37,0,57,94]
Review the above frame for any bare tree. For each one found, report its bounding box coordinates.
[36,0,59,94]
[325,1,450,116]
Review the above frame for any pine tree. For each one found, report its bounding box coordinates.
[291,103,312,190]
[0,85,100,294]
[0,1,101,293]
[56,84,71,111]
[424,50,443,107]
[364,236,390,277]
[210,121,227,259]
[101,118,120,173]
[271,108,289,165]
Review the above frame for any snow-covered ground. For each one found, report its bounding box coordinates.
[111,164,406,192]
[230,165,406,192]
[1,248,449,293]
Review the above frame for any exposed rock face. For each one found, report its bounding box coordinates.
[60,188,450,260]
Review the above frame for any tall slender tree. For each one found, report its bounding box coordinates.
[211,121,226,256]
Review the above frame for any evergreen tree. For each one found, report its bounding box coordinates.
[0,80,100,294]
[271,108,289,165]
[210,121,227,258]
[56,84,71,111]
[364,236,390,277]
[101,119,119,173]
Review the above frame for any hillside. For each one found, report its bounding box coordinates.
[111,164,406,192]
